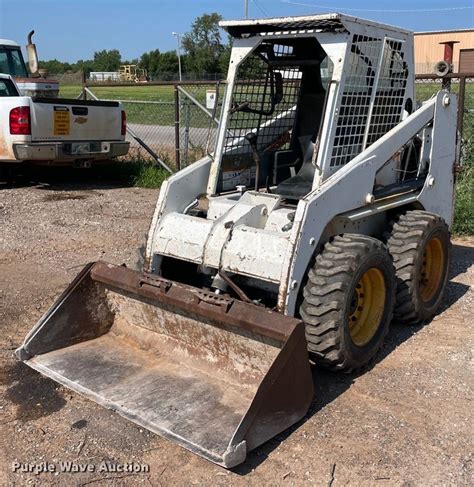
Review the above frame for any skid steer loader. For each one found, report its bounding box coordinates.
[17,14,458,468]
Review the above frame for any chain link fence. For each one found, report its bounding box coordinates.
[121,99,176,165]
[415,74,473,166]
[48,71,84,86]
[175,83,224,168]
[81,75,472,173]
[83,81,222,170]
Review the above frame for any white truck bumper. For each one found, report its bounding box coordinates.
[11,141,129,164]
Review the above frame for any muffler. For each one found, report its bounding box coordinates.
[16,262,313,468]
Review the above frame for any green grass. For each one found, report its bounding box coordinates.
[131,162,169,188]
[67,158,170,189]
[453,165,473,235]
[106,158,170,188]
[60,85,177,125]
[59,84,215,126]
[60,84,178,101]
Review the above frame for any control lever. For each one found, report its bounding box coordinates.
[244,132,260,191]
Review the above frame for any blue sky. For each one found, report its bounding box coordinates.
[0,0,473,62]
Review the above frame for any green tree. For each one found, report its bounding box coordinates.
[156,51,179,76]
[218,43,232,77]
[38,59,72,74]
[122,58,139,66]
[73,59,95,75]
[93,49,121,71]
[140,49,162,77]
[181,12,224,76]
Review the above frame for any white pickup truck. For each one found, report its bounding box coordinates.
[0,74,129,167]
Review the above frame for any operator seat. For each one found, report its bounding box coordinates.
[275,162,315,199]
[275,89,326,200]
[276,135,316,199]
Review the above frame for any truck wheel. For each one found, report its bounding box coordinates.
[387,210,450,323]
[300,235,396,372]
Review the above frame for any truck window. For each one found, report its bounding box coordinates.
[0,79,19,96]
[0,47,29,78]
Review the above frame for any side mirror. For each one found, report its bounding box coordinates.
[26,30,40,78]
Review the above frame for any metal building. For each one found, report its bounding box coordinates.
[414,29,474,74]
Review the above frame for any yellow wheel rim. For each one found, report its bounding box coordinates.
[348,268,386,346]
[419,237,445,302]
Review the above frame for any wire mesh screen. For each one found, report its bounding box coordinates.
[366,40,407,147]
[224,43,302,155]
[330,35,382,167]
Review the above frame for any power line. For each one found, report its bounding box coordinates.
[252,0,271,17]
[281,1,474,13]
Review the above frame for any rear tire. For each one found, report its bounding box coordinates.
[300,234,396,372]
[387,210,451,324]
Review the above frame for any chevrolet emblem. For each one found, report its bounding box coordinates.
[74,117,88,124]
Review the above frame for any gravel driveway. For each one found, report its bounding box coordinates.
[0,175,472,486]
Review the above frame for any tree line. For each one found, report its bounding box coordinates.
[39,13,231,78]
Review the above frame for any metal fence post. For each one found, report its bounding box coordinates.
[82,70,87,100]
[174,84,181,170]
[457,75,466,138]
[183,99,191,167]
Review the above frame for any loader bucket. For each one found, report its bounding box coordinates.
[16,262,313,468]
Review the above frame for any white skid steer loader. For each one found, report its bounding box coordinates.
[17,14,457,468]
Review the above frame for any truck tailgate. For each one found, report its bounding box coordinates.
[30,98,123,142]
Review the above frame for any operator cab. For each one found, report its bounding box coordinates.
[215,37,332,201]
[209,15,413,201]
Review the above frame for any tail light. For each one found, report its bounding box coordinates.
[121,110,126,136]
[10,107,31,135]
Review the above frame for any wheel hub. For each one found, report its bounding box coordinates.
[419,237,444,303]
[348,268,386,346]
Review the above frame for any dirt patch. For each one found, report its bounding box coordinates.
[42,193,90,202]
[0,182,472,485]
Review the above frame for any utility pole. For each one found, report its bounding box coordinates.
[244,0,248,19]
[172,32,182,82]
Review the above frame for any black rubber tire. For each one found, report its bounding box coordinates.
[387,210,451,324]
[300,234,396,372]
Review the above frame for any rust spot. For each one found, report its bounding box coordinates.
[0,133,8,160]
[0,132,19,161]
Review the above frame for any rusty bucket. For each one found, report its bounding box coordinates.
[16,262,313,468]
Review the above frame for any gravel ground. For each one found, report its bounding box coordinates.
[0,175,472,486]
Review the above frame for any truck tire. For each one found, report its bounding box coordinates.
[387,210,450,324]
[300,234,396,372]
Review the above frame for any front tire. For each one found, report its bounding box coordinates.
[300,234,396,372]
[387,210,451,323]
